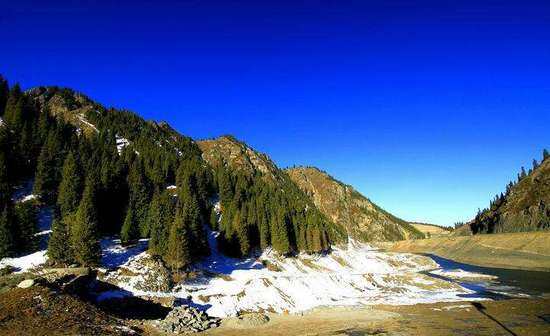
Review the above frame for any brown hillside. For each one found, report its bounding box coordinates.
[286,167,423,242]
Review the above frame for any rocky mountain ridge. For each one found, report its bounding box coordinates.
[286,167,423,241]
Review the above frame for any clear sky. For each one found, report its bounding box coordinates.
[1,1,549,226]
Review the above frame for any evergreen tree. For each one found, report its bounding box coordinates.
[48,215,75,265]
[0,75,8,116]
[209,206,218,230]
[57,151,83,216]
[33,131,64,203]
[544,149,549,161]
[235,209,250,256]
[0,206,15,258]
[71,177,101,266]
[164,206,191,271]
[127,159,150,237]
[147,191,163,255]
[121,201,139,244]
[0,152,10,206]
[14,202,37,253]
[271,208,291,254]
[2,84,23,129]
[520,166,527,179]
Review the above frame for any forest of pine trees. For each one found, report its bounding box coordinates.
[0,74,339,271]
[212,164,337,257]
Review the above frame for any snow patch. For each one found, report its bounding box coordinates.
[0,250,47,273]
[430,269,497,280]
[0,201,53,273]
[115,135,130,155]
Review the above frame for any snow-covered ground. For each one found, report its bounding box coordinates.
[99,227,496,317]
[0,196,510,317]
[0,182,52,273]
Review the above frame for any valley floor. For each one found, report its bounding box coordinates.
[379,231,550,272]
[194,298,550,336]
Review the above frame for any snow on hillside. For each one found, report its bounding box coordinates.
[101,227,485,317]
[11,180,34,203]
[0,182,53,272]
[115,135,130,154]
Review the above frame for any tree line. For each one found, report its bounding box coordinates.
[0,75,341,271]
[471,149,549,234]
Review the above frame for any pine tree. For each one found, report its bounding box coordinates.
[0,206,15,258]
[0,152,10,206]
[127,159,150,237]
[121,201,139,244]
[164,207,191,271]
[2,84,23,129]
[0,75,8,116]
[14,202,37,253]
[48,215,75,265]
[235,209,250,256]
[147,191,163,255]
[34,131,63,203]
[57,152,82,216]
[71,177,101,266]
[544,149,549,161]
[520,166,527,179]
[271,208,291,254]
[209,206,218,230]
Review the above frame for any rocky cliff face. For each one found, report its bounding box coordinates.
[286,167,423,241]
[197,135,280,182]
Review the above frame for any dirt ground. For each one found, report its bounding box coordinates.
[378,231,550,272]
[0,286,131,336]
[199,298,550,336]
[1,285,550,335]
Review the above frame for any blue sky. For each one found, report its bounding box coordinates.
[1,1,549,226]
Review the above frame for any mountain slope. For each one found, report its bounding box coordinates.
[471,153,550,234]
[197,136,346,256]
[286,167,423,241]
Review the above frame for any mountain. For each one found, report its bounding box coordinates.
[470,152,550,234]
[286,167,423,241]
[0,77,347,268]
[197,136,346,256]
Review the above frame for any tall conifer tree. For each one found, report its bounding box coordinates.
[0,75,8,116]
[57,151,82,216]
[71,176,101,266]
[165,206,191,271]
[0,206,15,258]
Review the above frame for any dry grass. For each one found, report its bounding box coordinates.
[382,231,550,271]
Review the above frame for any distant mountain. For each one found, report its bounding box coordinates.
[470,151,550,234]
[286,167,424,241]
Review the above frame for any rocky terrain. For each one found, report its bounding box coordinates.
[287,166,423,241]
[155,305,220,333]
[198,135,281,183]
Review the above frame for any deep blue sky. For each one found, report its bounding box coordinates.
[1,1,549,226]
